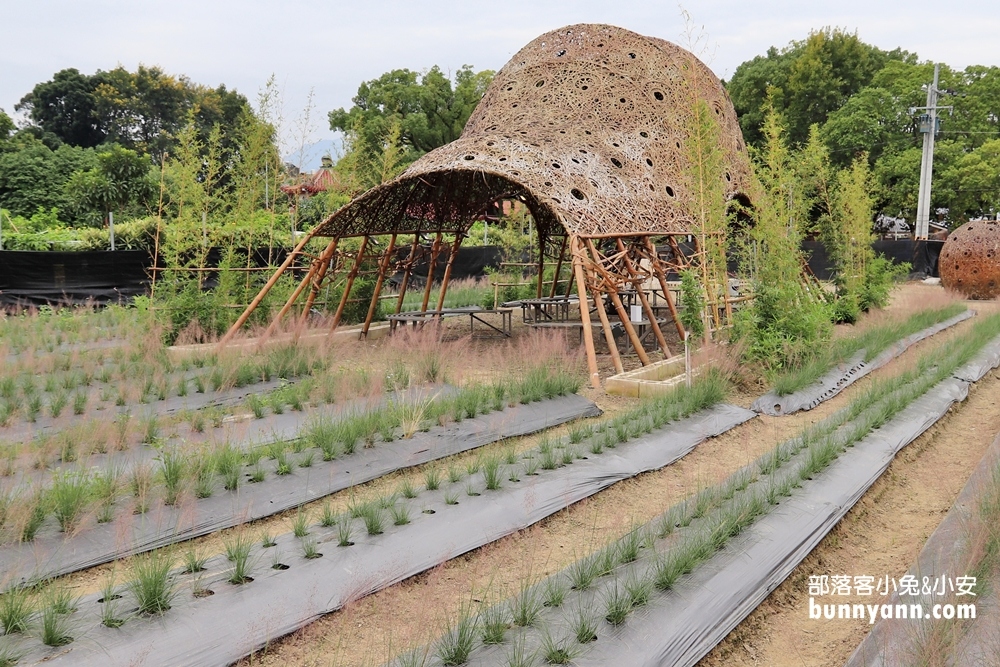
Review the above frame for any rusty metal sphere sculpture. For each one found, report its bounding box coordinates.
[312,23,753,240]
[940,219,1000,299]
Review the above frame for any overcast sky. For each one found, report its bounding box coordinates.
[2,0,998,160]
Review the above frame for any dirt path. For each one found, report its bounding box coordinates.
[233,287,988,667]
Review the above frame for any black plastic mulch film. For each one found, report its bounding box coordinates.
[752,310,974,416]
[0,394,600,587]
[23,405,753,666]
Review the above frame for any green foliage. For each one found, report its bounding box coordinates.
[64,145,156,224]
[0,141,98,224]
[678,270,705,341]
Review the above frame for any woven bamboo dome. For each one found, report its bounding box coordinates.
[312,23,752,240]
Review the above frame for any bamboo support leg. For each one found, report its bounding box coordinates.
[550,236,568,298]
[436,234,464,313]
[361,234,397,337]
[259,264,316,344]
[571,237,601,388]
[330,236,369,331]
[645,238,686,341]
[217,230,315,349]
[536,237,546,298]
[618,239,671,358]
[420,233,442,313]
[585,239,650,366]
[395,235,421,315]
[590,286,623,375]
[297,238,339,327]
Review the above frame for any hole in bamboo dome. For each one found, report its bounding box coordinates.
[464,155,475,161]
[556,49,567,57]
[620,98,626,103]
[571,188,586,200]
[639,131,648,138]
[499,157,507,162]
[725,172,731,181]
[654,91,664,101]
[544,181,553,186]
[628,52,636,58]
[581,85,589,90]
[536,80,545,87]
[676,141,681,149]
[646,158,653,167]
[486,141,494,146]
[610,157,623,168]
[665,185,675,197]
[552,162,561,169]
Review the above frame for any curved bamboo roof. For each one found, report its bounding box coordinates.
[313,24,753,240]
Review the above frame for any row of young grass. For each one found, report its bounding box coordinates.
[0,369,726,656]
[771,303,967,397]
[0,342,326,427]
[0,365,581,547]
[407,314,1000,667]
[0,305,141,356]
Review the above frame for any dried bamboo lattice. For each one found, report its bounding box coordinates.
[312,23,752,240]
[224,24,755,387]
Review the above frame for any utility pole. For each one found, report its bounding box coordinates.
[913,64,952,240]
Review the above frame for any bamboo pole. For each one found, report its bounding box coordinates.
[420,232,443,313]
[571,236,601,388]
[587,268,624,375]
[217,230,315,349]
[617,239,670,358]
[536,234,546,298]
[395,234,421,315]
[435,233,464,313]
[361,234,397,337]
[329,236,369,331]
[550,236,568,298]
[259,263,316,344]
[644,237,686,341]
[585,239,650,366]
[297,238,339,327]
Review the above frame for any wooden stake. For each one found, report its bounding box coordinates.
[361,234,397,337]
[617,238,671,357]
[420,232,442,313]
[436,233,464,313]
[217,229,315,349]
[536,233,546,298]
[588,271,624,375]
[585,239,650,366]
[571,236,601,388]
[330,236,369,331]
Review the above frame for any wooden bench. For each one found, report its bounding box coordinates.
[387,307,513,337]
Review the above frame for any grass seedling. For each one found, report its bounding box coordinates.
[20,490,48,541]
[337,515,355,547]
[249,463,266,483]
[128,552,176,615]
[435,611,477,666]
[362,505,385,535]
[390,503,411,526]
[424,468,441,491]
[603,581,633,626]
[509,584,543,627]
[246,394,265,419]
[99,574,125,628]
[50,471,92,532]
[539,630,577,664]
[39,600,73,647]
[299,451,314,468]
[542,577,567,607]
[560,446,575,466]
[215,446,242,491]
[50,392,67,418]
[398,478,418,499]
[224,531,256,584]
[141,414,160,443]
[182,549,208,573]
[568,556,598,591]
[292,510,310,537]
[624,572,653,608]
[444,490,459,505]
[540,449,558,470]
[617,527,644,565]
[72,391,87,415]
[301,537,322,559]
[159,449,185,506]
[319,502,338,527]
[504,635,534,667]
[479,603,509,645]
[483,456,503,491]
[447,465,462,484]
[260,531,277,548]
[0,643,23,666]
[572,604,598,643]
[523,456,540,476]
[0,586,33,634]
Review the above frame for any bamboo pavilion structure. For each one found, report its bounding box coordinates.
[220,24,754,387]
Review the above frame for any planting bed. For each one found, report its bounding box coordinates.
[753,308,973,416]
[1,381,750,666]
[0,391,597,587]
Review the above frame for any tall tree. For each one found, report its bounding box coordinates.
[16,68,105,147]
